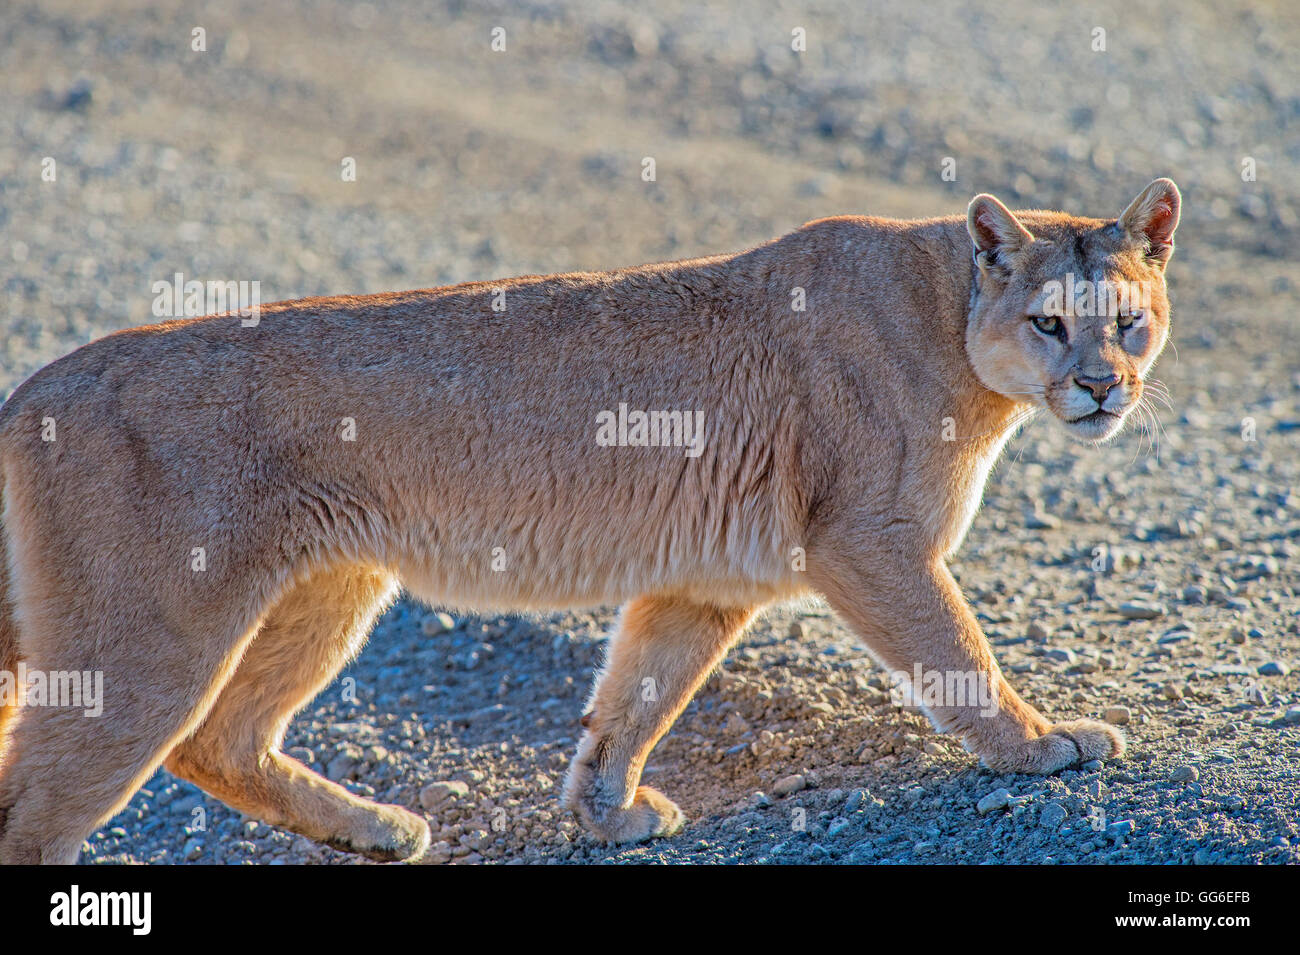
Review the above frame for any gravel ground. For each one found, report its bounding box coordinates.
[1,0,1298,864]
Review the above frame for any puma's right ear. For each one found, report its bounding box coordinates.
[1118,178,1181,269]
[967,194,1035,272]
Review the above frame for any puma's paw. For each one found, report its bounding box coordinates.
[576,786,686,844]
[324,803,432,862]
[1016,719,1126,774]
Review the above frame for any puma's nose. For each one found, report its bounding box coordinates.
[1074,372,1121,403]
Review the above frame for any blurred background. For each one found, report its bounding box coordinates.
[2,0,1298,865]
[2,0,1296,388]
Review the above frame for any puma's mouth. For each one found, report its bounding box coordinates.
[1062,407,1125,442]
[1068,409,1118,426]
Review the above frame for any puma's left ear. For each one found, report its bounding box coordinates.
[1118,178,1181,269]
[967,193,1035,273]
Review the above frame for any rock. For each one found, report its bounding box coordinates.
[1119,600,1167,620]
[977,788,1012,814]
[787,620,808,639]
[1284,707,1300,726]
[1162,682,1185,701]
[1104,706,1131,725]
[1026,621,1050,640]
[1025,509,1061,530]
[723,711,750,734]
[1043,647,1077,664]
[844,789,871,813]
[771,774,806,797]
[426,840,453,864]
[1257,661,1290,677]
[421,611,456,636]
[183,838,204,861]
[1106,819,1135,841]
[60,78,94,112]
[1170,765,1199,784]
[752,791,773,808]
[1081,760,1104,772]
[419,780,470,810]
[325,751,360,782]
[826,817,851,838]
[1040,803,1068,829]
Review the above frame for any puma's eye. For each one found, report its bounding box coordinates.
[1030,315,1061,336]
[1117,310,1144,330]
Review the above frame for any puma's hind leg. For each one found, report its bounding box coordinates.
[163,565,431,862]
[563,596,757,843]
[0,590,262,864]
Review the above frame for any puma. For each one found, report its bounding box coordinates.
[0,179,1180,863]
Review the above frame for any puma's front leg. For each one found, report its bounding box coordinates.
[563,596,756,843]
[810,542,1123,773]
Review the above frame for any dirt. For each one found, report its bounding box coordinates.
[1,0,1297,864]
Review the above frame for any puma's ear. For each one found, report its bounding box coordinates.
[1118,178,1181,269]
[966,194,1035,271]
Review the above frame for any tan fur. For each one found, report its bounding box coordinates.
[0,180,1179,862]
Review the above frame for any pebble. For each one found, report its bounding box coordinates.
[419,780,470,810]
[426,841,453,864]
[844,789,875,813]
[1043,647,1076,664]
[1104,706,1131,725]
[1283,707,1300,725]
[1120,600,1167,620]
[977,788,1011,814]
[1025,509,1061,530]
[1170,765,1200,784]
[421,612,456,636]
[1039,803,1068,829]
[1257,661,1290,676]
[771,774,807,797]
[1106,820,1136,841]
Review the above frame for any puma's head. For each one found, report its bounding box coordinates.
[963,178,1180,443]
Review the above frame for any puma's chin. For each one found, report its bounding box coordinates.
[1059,407,1127,444]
